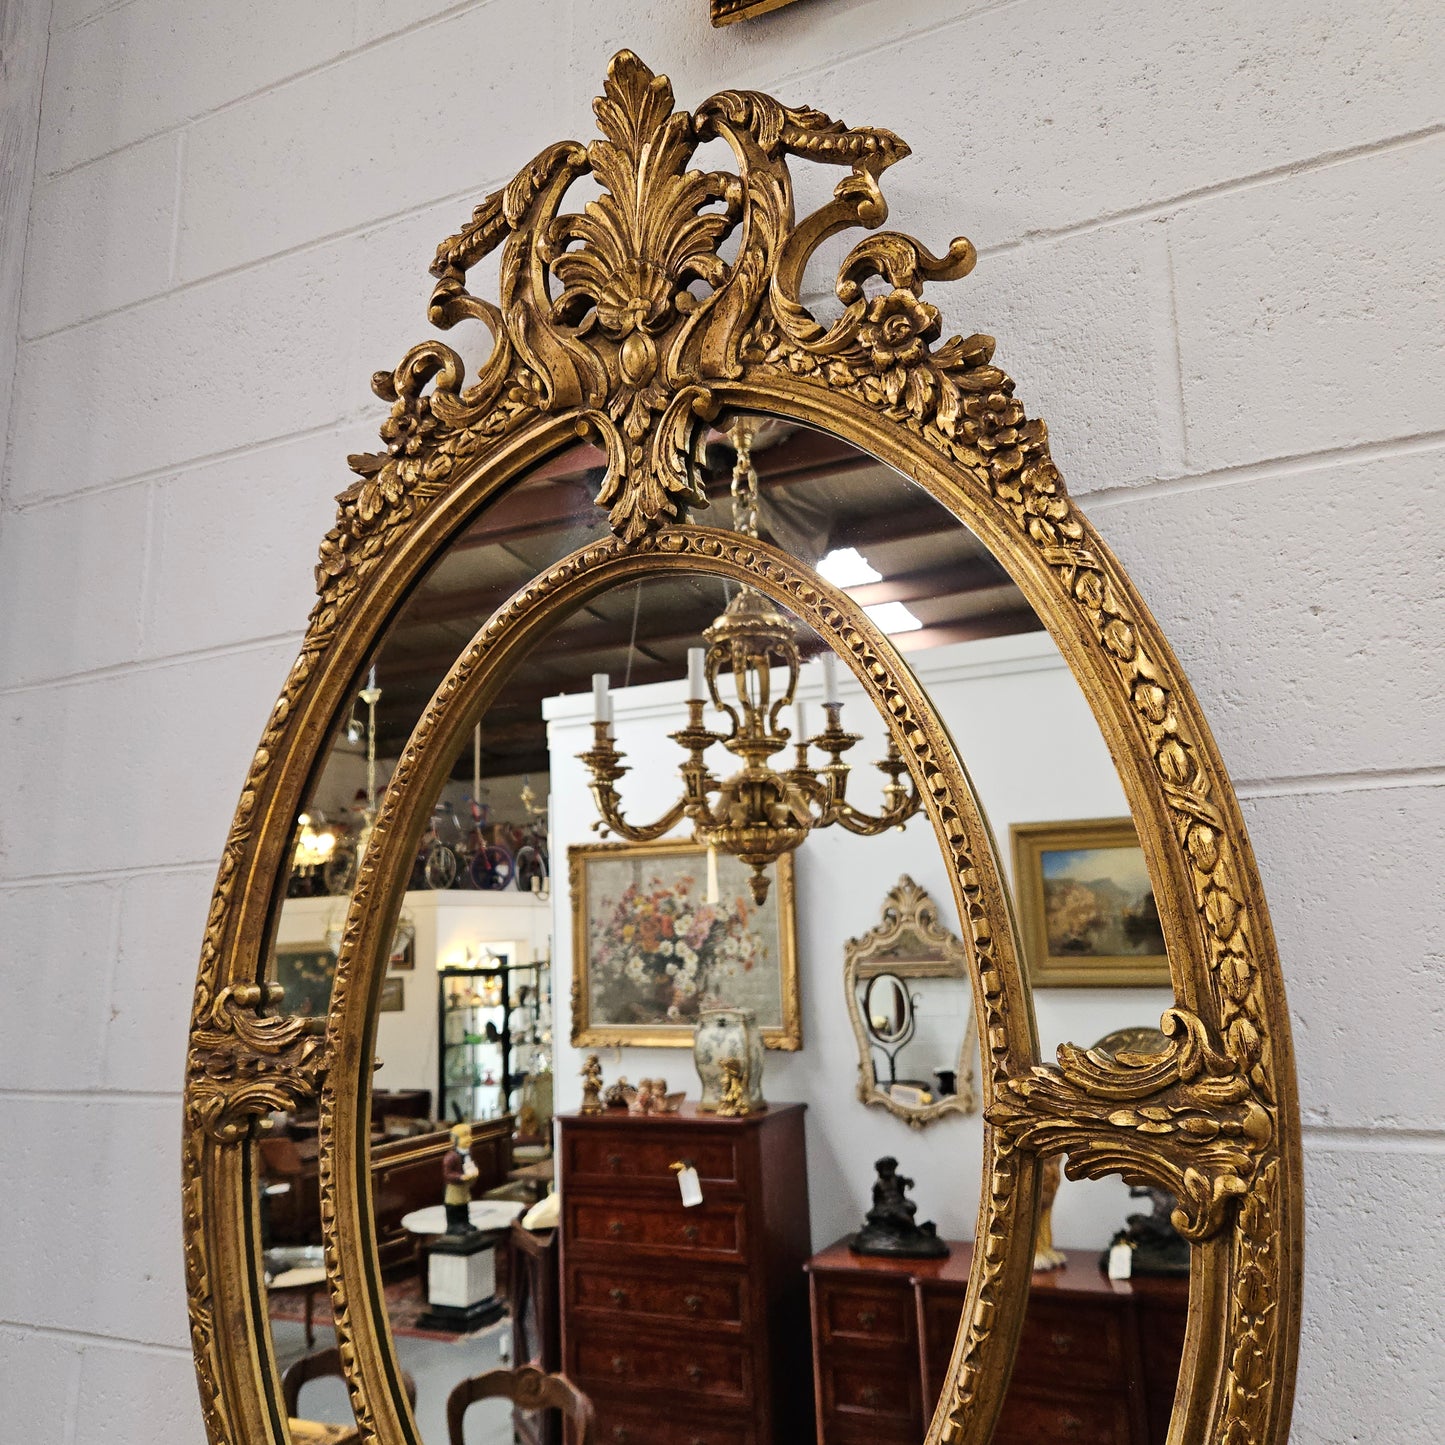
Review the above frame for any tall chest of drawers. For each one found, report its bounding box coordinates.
[558,1104,811,1445]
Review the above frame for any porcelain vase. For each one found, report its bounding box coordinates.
[693,1007,765,1111]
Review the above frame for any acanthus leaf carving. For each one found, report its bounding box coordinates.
[987,1007,1272,1242]
[187,982,328,1143]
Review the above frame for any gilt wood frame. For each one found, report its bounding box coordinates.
[183,52,1301,1445]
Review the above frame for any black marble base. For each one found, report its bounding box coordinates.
[415,1297,506,1333]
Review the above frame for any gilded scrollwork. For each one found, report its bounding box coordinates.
[186,51,1298,1445]
[187,982,328,1143]
[988,1007,1272,1242]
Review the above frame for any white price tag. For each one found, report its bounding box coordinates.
[1107,1242,1134,1281]
[676,1165,703,1208]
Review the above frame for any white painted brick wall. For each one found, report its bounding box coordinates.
[1,2,1440,1440]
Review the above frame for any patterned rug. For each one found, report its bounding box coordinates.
[268,1274,505,1343]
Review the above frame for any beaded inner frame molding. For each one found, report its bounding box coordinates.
[183,52,1302,1445]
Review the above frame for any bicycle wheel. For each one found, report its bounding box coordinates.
[469,842,514,890]
[514,844,548,893]
[423,842,459,890]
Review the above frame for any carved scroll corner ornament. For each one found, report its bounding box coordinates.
[186,982,328,1144]
[986,1007,1273,1243]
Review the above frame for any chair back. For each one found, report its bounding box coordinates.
[281,1347,417,1418]
[446,1366,594,1445]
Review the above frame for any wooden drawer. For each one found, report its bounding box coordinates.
[1016,1295,1133,1391]
[994,1387,1135,1445]
[565,1196,746,1260]
[573,1332,752,1405]
[564,1128,741,1193]
[818,1347,921,1428]
[591,1398,758,1445]
[568,1259,746,1331]
[816,1277,915,1348]
[921,1287,966,1395]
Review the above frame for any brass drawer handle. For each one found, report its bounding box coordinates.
[860,1386,882,1407]
[686,1363,704,1384]
[684,1293,703,1313]
[1050,1330,1072,1352]
[857,1308,877,1328]
[608,1220,624,1237]
[682,1224,700,1242]
[1061,1415,1083,1435]
[612,1429,630,1443]
[609,1286,627,1304]
[607,1152,624,1171]
[611,1354,626,1374]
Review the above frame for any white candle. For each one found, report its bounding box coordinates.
[687,647,706,702]
[706,845,720,905]
[592,673,610,724]
[821,651,840,705]
[366,664,377,692]
[793,700,808,746]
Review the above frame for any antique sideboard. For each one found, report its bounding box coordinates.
[805,1240,1188,1444]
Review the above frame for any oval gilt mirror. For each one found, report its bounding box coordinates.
[184,51,1302,1445]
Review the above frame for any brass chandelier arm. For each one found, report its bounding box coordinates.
[579,721,698,842]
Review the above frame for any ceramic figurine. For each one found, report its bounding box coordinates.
[1033,1154,1067,1272]
[629,1079,654,1115]
[654,1079,685,1113]
[715,1056,751,1117]
[850,1156,949,1258]
[693,1007,765,1111]
[442,1122,480,1234]
[580,1053,605,1114]
[603,1076,637,1110]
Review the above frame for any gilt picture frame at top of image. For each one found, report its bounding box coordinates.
[569,838,800,1050]
[1011,818,1170,987]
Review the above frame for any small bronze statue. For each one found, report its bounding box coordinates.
[579,1053,605,1115]
[1104,1185,1190,1276]
[442,1122,480,1234]
[715,1057,751,1117]
[850,1156,949,1258]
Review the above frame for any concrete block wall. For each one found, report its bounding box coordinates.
[0,1,1439,1439]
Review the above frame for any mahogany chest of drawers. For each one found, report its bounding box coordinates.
[558,1104,811,1445]
[806,1239,1188,1445]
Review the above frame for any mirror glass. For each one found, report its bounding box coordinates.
[261,418,1189,1442]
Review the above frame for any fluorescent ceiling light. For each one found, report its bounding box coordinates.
[862,601,924,634]
[815,546,882,588]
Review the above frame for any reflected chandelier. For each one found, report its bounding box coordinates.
[579,423,921,903]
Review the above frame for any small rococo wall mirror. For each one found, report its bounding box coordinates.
[184,51,1302,1445]
[846,876,978,1126]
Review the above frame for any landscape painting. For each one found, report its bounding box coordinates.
[1011,819,1170,987]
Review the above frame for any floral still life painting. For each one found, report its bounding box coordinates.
[1011,818,1171,987]
[569,839,800,1049]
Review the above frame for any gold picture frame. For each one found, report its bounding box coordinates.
[709,0,808,26]
[569,838,800,1050]
[1012,818,1171,987]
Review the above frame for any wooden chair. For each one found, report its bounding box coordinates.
[446,1366,594,1445]
[281,1346,418,1419]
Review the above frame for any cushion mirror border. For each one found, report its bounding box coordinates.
[182,50,1301,1445]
